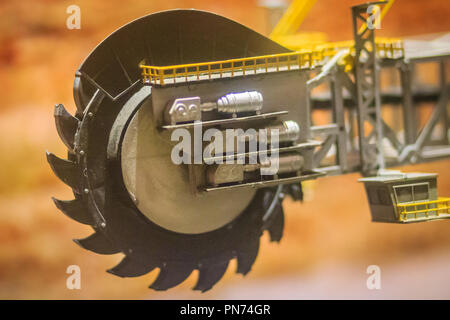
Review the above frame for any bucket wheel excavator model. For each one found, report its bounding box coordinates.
[48,1,450,291]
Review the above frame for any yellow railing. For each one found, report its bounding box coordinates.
[396,197,450,222]
[140,38,404,86]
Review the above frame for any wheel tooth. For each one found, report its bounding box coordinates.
[54,104,79,151]
[107,256,157,278]
[236,239,260,276]
[74,232,119,255]
[46,151,81,192]
[52,197,94,225]
[149,264,194,291]
[194,261,229,292]
[267,205,284,243]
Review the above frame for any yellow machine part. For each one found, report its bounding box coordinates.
[269,0,318,40]
[271,32,329,51]
[140,37,403,85]
[269,0,397,71]
[270,0,395,43]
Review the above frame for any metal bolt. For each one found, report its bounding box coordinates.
[84,188,89,194]
[79,150,85,156]
[88,112,93,117]
[176,104,187,116]
[100,222,106,228]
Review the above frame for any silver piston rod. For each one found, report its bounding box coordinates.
[256,120,300,144]
[232,120,300,145]
[214,91,263,114]
[208,120,301,156]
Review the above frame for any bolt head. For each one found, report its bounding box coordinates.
[188,104,198,112]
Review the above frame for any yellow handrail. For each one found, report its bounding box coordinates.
[270,0,318,39]
[396,197,450,221]
[140,38,404,85]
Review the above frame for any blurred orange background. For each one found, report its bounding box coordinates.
[0,0,449,299]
